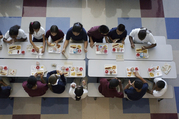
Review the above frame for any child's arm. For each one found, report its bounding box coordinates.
[42,34,46,53]
[62,40,69,53]
[84,41,88,53]
[29,33,39,53]
[89,36,94,48]
[15,37,27,42]
[105,36,109,43]
[54,36,64,46]
[0,35,3,39]
[129,36,135,49]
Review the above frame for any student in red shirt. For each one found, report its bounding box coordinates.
[98,77,124,98]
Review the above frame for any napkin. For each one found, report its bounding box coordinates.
[161,63,171,75]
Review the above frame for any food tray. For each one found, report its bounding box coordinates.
[148,66,162,78]
[31,65,45,75]
[112,43,124,53]
[95,44,108,54]
[69,44,82,54]
[8,69,17,76]
[27,45,43,55]
[104,64,117,75]
[0,65,8,76]
[48,43,61,54]
[135,48,149,58]
[70,66,83,77]
[126,67,139,77]
[57,65,83,77]
[8,45,21,55]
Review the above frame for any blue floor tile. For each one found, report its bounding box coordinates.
[122,98,150,113]
[118,18,142,35]
[0,98,13,114]
[46,17,70,34]
[41,98,68,114]
[0,17,22,35]
[174,87,179,113]
[165,18,179,39]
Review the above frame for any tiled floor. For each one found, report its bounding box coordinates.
[0,0,179,119]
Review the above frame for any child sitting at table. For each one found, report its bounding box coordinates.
[129,27,157,50]
[3,25,27,44]
[46,25,64,46]
[22,73,48,97]
[147,78,167,97]
[0,77,12,98]
[46,70,66,94]
[29,21,46,53]
[87,25,109,48]
[62,22,88,53]
[69,77,88,101]
[108,24,127,44]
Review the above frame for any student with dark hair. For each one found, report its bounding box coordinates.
[0,31,3,39]
[29,21,46,53]
[147,78,167,97]
[69,77,88,101]
[108,24,127,44]
[124,72,148,101]
[0,78,11,98]
[46,70,66,94]
[46,25,64,46]
[62,22,88,53]
[3,25,27,43]
[129,27,157,50]
[98,77,124,98]
[87,25,109,48]
[22,73,48,97]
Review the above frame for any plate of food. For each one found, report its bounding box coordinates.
[48,43,61,54]
[69,44,82,54]
[8,69,17,76]
[148,66,162,78]
[70,66,83,77]
[135,48,149,58]
[0,65,8,76]
[30,45,44,55]
[57,65,71,77]
[112,43,124,53]
[104,65,117,75]
[126,67,139,77]
[31,65,45,75]
[96,44,108,54]
[8,45,21,55]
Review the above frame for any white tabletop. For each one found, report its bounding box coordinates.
[88,60,177,79]
[0,59,86,77]
[0,41,85,59]
[87,43,173,61]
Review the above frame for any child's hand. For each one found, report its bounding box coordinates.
[47,41,51,46]
[131,43,135,49]
[122,40,125,44]
[82,80,86,86]
[71,84,75,88]
[90,42,94,48]
[84,48,87,53]
[34,47,39,53]
[41,48,45,53]
[62,48,65,54]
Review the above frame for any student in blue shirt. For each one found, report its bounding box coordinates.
[46,70,66,94]
[0,78,11,98]
[62,22,88,53]
[108,24,127,44]
[124,72,148,101]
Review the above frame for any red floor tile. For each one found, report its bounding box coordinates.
[151,113,178,119]
[23,0,47,7]
[22,6,46,17]
[13,114,40,119]
[140,0,164,17]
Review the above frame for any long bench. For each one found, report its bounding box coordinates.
[9,83,71,97]
[88,83,174,101]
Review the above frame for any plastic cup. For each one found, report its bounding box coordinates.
[79,67,83,71]
[105,70,108,74]
[32,49,35,52]
[21,51,25,54]
[112,48,116,52]
[135,67,138,71]
[4,66,8,70]
[136,53,140,57]
[66,67,69,71]
[78,49,81,53]
[104,49,107,54]
[36,66,40,69]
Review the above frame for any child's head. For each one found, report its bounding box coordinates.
[27,76,37,89]
[29,21,41,34]
[99,25,109,35]
[48,74,57,85]
[133,80,143,90]
[50,25,59,36]
[156,80,165,89]
[109,78,119,88]
[9,25,20,38]
[116,24,125,35]
[75,86,84,101]
[72,22,83,36]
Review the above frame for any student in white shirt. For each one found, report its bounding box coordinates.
[69,77,88,101]
[129,27,157,50]
[147,78,167,97]
[3,25,27,43]
[29,21,46,53]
